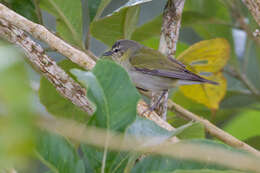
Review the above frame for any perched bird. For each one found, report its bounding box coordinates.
[103,39,218,92]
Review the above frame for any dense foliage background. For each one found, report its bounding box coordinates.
[0,0,260,172]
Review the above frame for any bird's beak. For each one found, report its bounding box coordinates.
[103,50,113,56]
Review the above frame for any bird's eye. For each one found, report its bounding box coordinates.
[114,48,119,52]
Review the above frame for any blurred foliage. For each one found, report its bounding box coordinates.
[0,43,35,169]
[1,0,260,172]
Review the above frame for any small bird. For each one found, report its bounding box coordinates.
[103,39,218,92]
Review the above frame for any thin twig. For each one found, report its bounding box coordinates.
[167,100,260,157]
[0,19,96,115]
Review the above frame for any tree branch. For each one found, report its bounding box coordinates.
[0,18,96,115]
[0,3,96,70]
[167,100,260,157]
[154,0,185,120]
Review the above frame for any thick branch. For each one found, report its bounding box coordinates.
[167,100,260,157]
[242,0,260,27]
[0,19,96,115]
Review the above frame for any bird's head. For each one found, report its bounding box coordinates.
[103,40,141,61]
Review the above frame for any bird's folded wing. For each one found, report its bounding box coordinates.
[130,47,203,81]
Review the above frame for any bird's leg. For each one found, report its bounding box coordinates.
[142,90,168,117]
[151,90,168,111]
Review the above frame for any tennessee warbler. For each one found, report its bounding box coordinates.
[103,39,217,92]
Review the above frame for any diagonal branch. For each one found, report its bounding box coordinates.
[0,18,96,115]
[0,3,96,70]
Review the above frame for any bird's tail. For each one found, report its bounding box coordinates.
[177,73,218,86]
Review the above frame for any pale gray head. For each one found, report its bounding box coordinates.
[103,40,142,60]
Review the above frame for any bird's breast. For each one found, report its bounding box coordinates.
[128,70,177,91]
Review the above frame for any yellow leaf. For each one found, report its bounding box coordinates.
[177,38,230,73]
[176,38,230,109]
[179,72,227,109]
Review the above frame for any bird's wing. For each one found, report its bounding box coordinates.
[130,47,217,84]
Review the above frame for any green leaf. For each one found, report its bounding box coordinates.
[39,60,89,123]
[244,136,260,150]
[72,60,140,173]
[81,144,129,173]
[131,14,162,42]
[88,0,112,21]
[177,122,205,139]
[36,131,85,173]
[220,91,259,109]
[127,117,194,146]
[223,108,260,141]
[0,44,35,168]
[90,0,152,46]
[39,0,83,47]
[71,59,140,131]
[88,0,102,21]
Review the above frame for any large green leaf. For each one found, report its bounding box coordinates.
[39,0,83,47]
[90,0,151,46]
[39,60,89,123]
[36,132,85,173]
[223,108,260,141]
[131,14,162,42]
[71,59,140,131]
